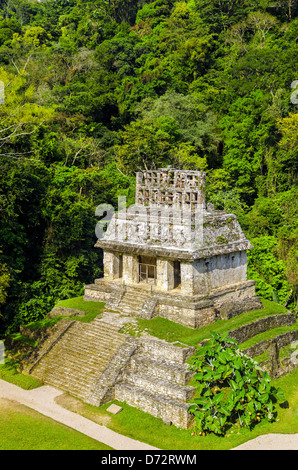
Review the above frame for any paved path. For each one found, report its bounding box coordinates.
[233,433,298,450]
[1,379,297,450]
[0,379,158,451]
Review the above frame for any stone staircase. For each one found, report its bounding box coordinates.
[116,287,151,317]
[114,338,197,429]
[27,318,128,402]
[21,292,298,428]
[23,313,198,429]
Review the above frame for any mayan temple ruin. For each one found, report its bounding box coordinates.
[85,168,262,327]
[24,168,272,429]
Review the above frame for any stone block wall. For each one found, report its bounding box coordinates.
[158,300,216,329]
[135,168,206,211]
[229,313,296,344]
[156,259,175,291]
[191,251,247,295]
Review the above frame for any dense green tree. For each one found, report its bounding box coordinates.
[0,0,297,333]
[220,90,279,202]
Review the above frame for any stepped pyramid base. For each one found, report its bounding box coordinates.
[84,278,261,329]
[23,312,197,429]
[25,318,130,403]
[22,287,297,430]
[115,382,194,429]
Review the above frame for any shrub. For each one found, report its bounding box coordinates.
[188,332,285,436]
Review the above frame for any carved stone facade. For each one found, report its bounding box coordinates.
[85,168,262,327]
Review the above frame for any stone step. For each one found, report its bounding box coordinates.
[123,290,148,298]
[34,357,111,384]
[139,337,196,364]
[92,319,122,330]
[30,318,128,399]
[120,301,145,309]
[122,372,196,402]
[65,331,123,349]
[129,354,194,386]
[40,365,92,382]
[63,321,124,338]
[118,306,142,317]
[35,350,113,370]
[35,338,124,365]
[73,320,121,334]
[34,373,92,399]
[114,382,194,429]
[125,287,149,296]
[119,291,149,305]
[118,308,139,317]
[33,374,93,394]
[43,339,124,359]
[34,363,99,384]
[120,298,147,307]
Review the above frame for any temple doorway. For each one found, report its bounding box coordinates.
[138,256,156,284]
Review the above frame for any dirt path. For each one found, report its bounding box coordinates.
[0,379,297,450]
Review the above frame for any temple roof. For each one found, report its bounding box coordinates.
[95,168,252,260]
[96,206,253,261]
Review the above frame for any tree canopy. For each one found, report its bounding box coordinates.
[0,0,297,333]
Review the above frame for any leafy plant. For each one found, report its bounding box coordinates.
[188,332,285,436]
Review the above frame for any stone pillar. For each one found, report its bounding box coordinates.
[122,254,139,284]
[103,251,122,280]
[156,259,174,291]
[180,262,195,296]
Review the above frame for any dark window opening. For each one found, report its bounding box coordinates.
[174,261,181,288]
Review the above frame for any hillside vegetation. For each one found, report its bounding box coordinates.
[0,0,297,334]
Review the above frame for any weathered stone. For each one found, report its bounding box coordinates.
[219,296,263,320]
[242,329,298,358]
[75,168,271,428]
[48,306,86,318]
[20,167,296,431]
[106,404,123,415]
[88,167,259,328]
[229,313,296,344]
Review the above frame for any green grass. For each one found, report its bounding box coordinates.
[134,299,289,347]
[0,359,43,390]
[24,316,62,331]
[56,296,106,322]
[0,363,297,450]
[240,322,298,351]
[0,400,112,450]
[60,367,298,450]
[0,296,296,449]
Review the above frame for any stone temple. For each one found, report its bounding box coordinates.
[24,167,268,430]
[84,168,262,327]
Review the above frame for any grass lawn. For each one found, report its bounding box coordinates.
[0,399,112,450]
[0,296,296,450]
[0,360,43,390]
[240,322,298,351]
[56,296,106,322]
[0,365,297,450]
[133,299,289,347]
[56,366,298,451]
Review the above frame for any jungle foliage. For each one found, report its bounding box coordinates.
[188,332,285,436]
[0,0,297,333]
